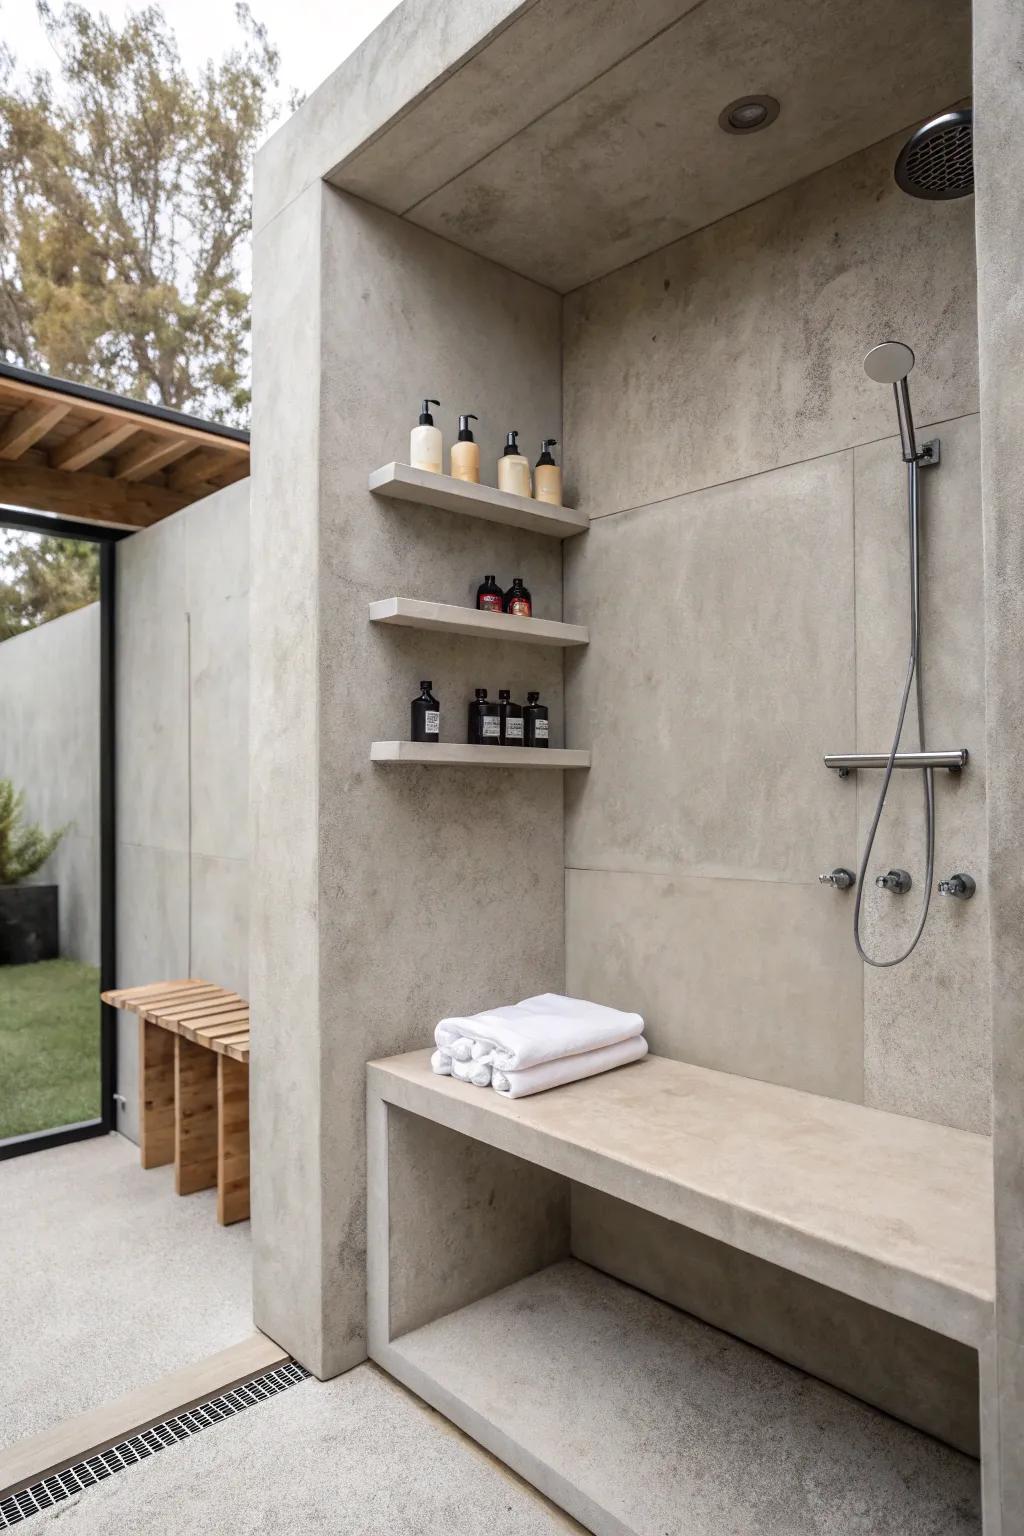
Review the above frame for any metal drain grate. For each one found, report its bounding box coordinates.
[0,1361,310,1529]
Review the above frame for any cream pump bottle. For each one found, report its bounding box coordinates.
[534,439,562,506]
[498,430,532,497]
[450,414,480,483]
[410,399,442,473]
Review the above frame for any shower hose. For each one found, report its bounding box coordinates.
[853,457,935,967]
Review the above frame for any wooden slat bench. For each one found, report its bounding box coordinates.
[101,979,251,1225]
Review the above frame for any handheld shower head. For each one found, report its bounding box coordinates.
[864,341,916,384]
[864,340,919,462]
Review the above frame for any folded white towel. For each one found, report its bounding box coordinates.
[436,993,643,1073]
[491,1035,648,1099]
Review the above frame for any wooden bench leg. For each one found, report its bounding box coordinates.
[139,1019,175,1169]
[174,1036,218,1195]
[217,1056,250,1226]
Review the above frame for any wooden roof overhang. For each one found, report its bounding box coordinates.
[0,363,250,531]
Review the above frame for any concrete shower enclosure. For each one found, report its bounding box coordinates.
[250,0,1021,1526]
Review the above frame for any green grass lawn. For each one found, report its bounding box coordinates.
[0,959,101,1139]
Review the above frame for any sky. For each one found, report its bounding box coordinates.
[0,0,403,114]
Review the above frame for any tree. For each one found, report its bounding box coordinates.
[0,778,66,884]
[0,2,288,425]
[0,530,98,640]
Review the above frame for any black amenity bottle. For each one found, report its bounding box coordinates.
[468,688,501,746]
[476,574,503,613]
[504,576,532,617]
[498,689,524,746]
[523,691,549,748]
[411,681,440,742]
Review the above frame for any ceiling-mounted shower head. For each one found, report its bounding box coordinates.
[864,341,916,384]
[864,341,919,463]
[895,109,973,200]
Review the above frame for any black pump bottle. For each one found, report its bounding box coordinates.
[468,688,501,746]
[504,576,532,617]
[476,574,503,613]
[498,689,524,746]
[523,691,549,748]
[411,681,440,743]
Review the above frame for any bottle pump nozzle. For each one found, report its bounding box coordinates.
[502,430,520,455]
[537,437,558,465]
[458,414,478,441]
[419,398,440,424]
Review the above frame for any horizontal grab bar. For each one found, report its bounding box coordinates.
[824,749,969,772]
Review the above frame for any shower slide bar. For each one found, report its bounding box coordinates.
[824,749,968,774]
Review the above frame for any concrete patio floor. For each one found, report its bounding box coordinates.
[1,1133,252,1451]
[28,1364,580,1533]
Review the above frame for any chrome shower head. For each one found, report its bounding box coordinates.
[864,341,916,384]
[895,109,973,200]
[864,341,919,462]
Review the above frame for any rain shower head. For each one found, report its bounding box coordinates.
[864,341,919,462]
[895,110,974,200]
[864,341,916,384]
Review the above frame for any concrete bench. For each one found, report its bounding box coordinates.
[367,1049,994,1535]
[102,980,251,1225]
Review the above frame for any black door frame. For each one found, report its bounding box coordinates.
[0,508,126,1160]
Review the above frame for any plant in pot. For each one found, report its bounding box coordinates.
[0,780,67,965]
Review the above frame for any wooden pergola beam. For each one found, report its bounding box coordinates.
[51,417,139,472]
[169,448,241,491]
[0,459,193,530]
[114,434,193,482]
[0,401,71,462]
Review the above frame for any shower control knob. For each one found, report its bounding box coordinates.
[876,869,913,895]
[938,873,976,900]
[819,868,855,890]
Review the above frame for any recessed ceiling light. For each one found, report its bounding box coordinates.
[719,95,780,134]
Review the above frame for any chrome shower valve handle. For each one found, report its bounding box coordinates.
[819,868,855,890]
[938,873,976,900]
[876,869,913,894]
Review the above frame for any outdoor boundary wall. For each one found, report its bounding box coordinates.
[114,479,250,1144]
[0,602,101,967]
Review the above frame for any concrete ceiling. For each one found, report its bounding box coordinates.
[330,0,971,292]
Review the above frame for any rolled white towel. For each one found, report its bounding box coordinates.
[471,1040,492,1062]
[449,1037,474,1064]
[430,1049,452,1077]
[436,993,644,1073]
[492,1035,648,1099]
[451,1055,493,1088]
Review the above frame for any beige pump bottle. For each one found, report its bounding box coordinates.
[497,430,531,497]
[410,399,442,473]
[450,414,480,482]
[534,438,562,506]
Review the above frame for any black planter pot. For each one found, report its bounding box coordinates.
[0,884,59,965]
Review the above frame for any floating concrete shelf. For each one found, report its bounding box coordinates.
[379,1261,980,1536]
[371,742,590,769]
[368,463,589,538]
[368,597,589,647]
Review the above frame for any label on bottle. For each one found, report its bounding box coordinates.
[424,710,440,736]
[482,716,500,738]
[509,598,531,617]
[479,594,503,612]
[505,717,524,741]
[533,718,549,740]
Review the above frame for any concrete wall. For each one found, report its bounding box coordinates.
[114,480,250,1142]
[250,183,564,1376]
[0,603,101,965]
[563,125,987,1134]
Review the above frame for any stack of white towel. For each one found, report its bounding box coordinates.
[430,993,647,1099]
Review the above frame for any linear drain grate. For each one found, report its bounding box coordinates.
[0,1361,310,1529]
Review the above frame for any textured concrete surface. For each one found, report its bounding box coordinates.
[854,414,990,1133]
[407,2,970,290]
[386,1260,982,1535]
[0,604,101,965]
[386,1108,568,1337]
[370,1052,993,1344]
[30,1365,581,1534]
[563,127,978,518]
[974,0,1024,1520]
[0,1134,252,1452]
[251,186,564,1376]
[114,483,249,1143]
[566,868,862,1100]
[572,1185,980,1455]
